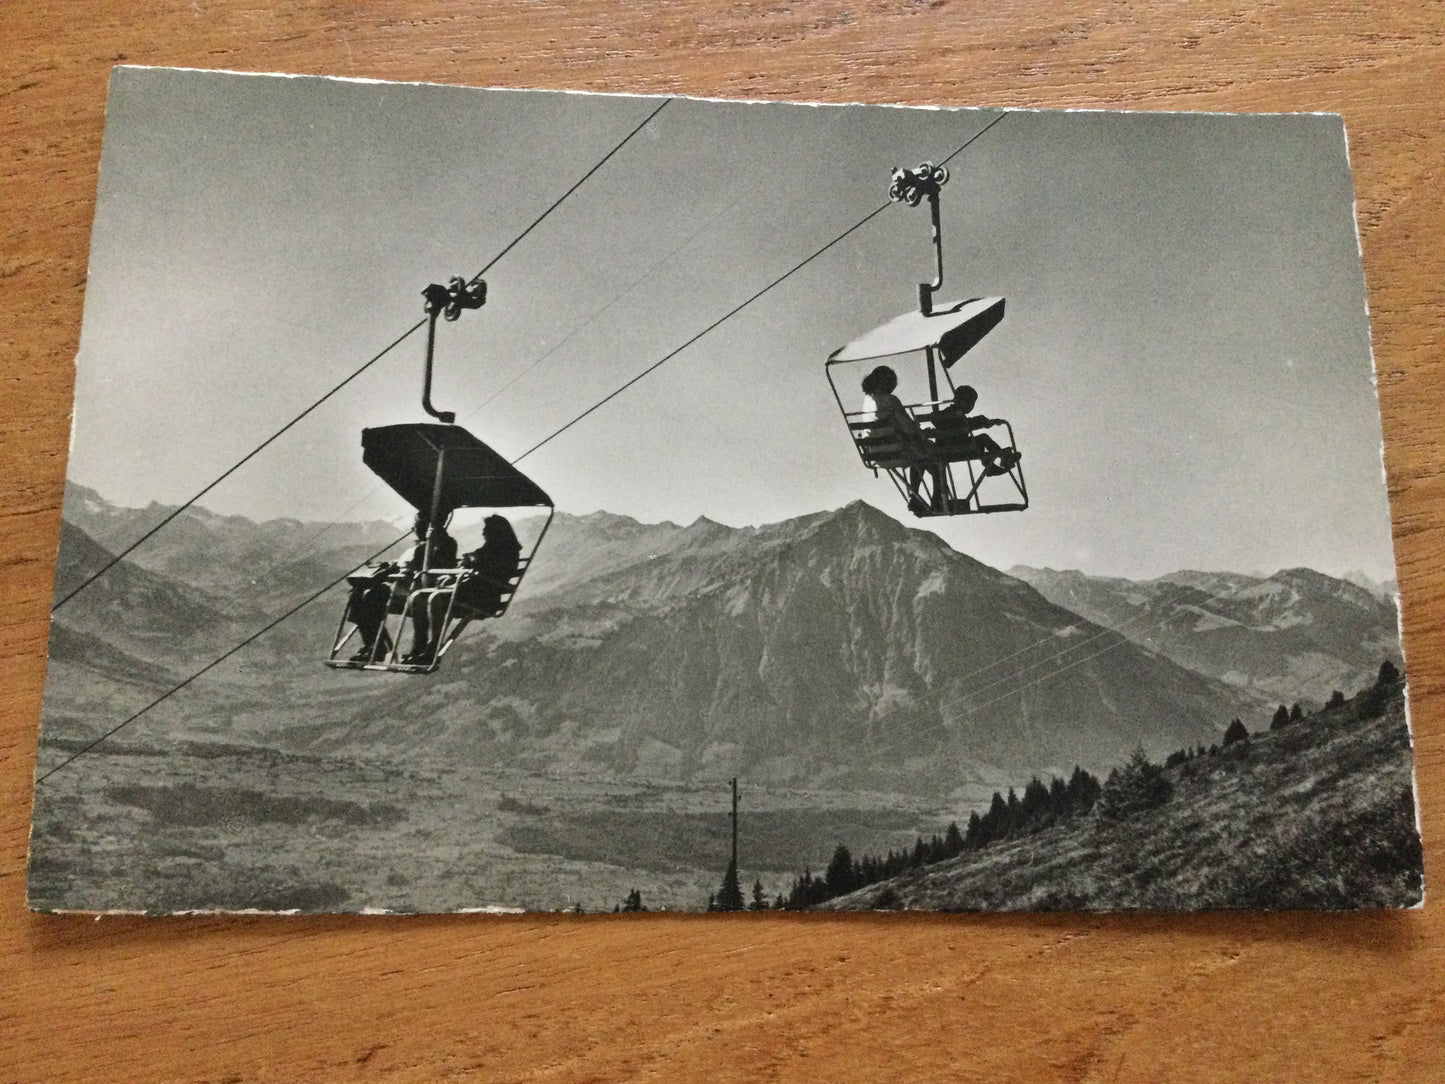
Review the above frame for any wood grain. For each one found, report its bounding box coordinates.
[3,2,1443,1080]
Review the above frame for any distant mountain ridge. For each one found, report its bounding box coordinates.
[44,487,1396,791]
[243,501,1244,790]
[61,482,403,604]
[1008,563,1402,707]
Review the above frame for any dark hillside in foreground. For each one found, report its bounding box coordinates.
[820,676,1422,911]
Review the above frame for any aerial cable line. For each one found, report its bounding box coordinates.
[49,318,425,612]
[50,96,673,615]
[468,96,672,280]
[938,581,1210,713]
[201,168,728,623]
[35,536,407,786]
[41,105,1003,780]
[940,573,1240,716]
[955,630,1146,721]
[463,190,745,422]
[512,110,1008,464]
[900,573,1243,747]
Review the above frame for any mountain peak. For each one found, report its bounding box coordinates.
[803,499,909,539]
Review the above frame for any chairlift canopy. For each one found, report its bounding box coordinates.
[361,423,552,511]
[828,296,1005,369]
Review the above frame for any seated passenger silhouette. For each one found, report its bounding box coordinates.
[345,564,394,663]
[408,514,523,662]
[928,384,1020,475]
[455,514,522,619]
[401,511,459,665]
[861,364,940,515]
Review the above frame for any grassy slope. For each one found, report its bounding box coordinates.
[823,684,1423,912]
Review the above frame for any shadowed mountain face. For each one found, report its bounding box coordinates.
[264,502,1255,785]
[47,492,1345,790]
[1008,564,1402,707]
[50,520,242,662]
[61,482,403,608]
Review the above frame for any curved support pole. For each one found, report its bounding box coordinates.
[924,189,944,315]
[419,307,454,425]
[418,276,486,425]
[888,162,950,316]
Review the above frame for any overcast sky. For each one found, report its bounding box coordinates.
[68,67,1396,581]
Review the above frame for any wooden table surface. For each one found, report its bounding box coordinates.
[3,3,1443,1080]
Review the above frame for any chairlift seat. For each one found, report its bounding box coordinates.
[326,422,553,675]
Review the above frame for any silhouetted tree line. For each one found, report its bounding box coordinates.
[1097,747,1172,819]
[777,765,1104,909]
[1159,658,1405,771]
[746,662,1407,912]
[615,887,647,912]
[1359,659,1403,717]
[708,856,747,912]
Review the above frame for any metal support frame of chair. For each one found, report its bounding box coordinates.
[327,510,552,675]
[838,398,1027,517]
[825,162,1028,519]
[326,275,554,675]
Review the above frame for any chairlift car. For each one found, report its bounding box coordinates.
[825,162,1028,517]
[326,277,554,674]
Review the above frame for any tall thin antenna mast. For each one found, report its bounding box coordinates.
[730,776,739,877]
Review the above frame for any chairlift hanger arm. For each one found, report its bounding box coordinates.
[889,162,949,316]
[419,275,487,425]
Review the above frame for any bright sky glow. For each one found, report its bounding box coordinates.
[69,68,1397,581]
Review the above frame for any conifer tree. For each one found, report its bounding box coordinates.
[909,838,928,868]
[1022,777,1050,830]
[987,790,1009,832]
[825,845,857,898]
[944,821,965,856]
[750,879,767,911]
[1049,776,1069,811]
[1098,746,1172,819]
[716,857,745,912]
[1066,766,1101,814]
[786,869,815,910]
[1359,659,1403,718]
[965,810,985,849]
[1224,718,1250,745]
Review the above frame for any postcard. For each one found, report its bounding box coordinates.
[29,67,1421,913]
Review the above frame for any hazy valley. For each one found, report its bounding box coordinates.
[30,484,1412,912]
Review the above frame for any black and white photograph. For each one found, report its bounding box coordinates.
[28,65,1423,914]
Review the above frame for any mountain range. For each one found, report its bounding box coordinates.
[41,483,1402,792]
[1008,564,1402,707]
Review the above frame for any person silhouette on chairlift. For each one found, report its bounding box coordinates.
[408,513,523,663]
[928,384,1020,476]
[400,510,458,665]
[861,364,942,515]
[345,564,394,663]
[348,511,455,664]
